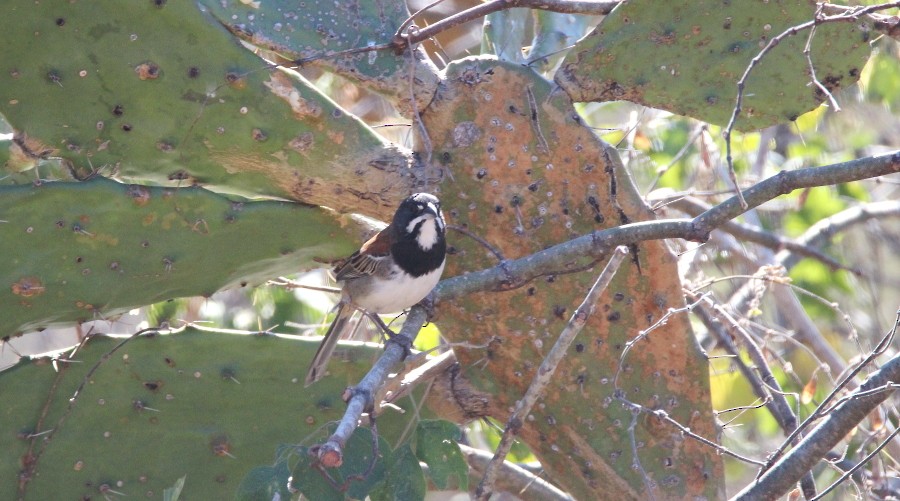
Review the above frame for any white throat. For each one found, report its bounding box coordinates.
[407,215,442,251]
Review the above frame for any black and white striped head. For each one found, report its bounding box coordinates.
[393,193,445,251]
[390,193,446,276]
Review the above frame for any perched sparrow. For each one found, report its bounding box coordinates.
[304,193,447,386]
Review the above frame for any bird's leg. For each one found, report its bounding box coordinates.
[420,292,438,321]
[364,311,412,361]
[364,312,397,339]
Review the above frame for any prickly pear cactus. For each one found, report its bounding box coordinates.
[0,0,415,213]
[201,0,440,112]
[427,58,723,500]
[0,329,431,500]
[556,0,873,130]
[0,178,363,336]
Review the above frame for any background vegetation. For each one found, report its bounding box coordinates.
[1,1,899,500]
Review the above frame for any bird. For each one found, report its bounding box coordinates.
[304,193,447,386]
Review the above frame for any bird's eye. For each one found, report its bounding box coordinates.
[416,203,424,211]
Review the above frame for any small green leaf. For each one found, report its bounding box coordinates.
[371,444,426,501]
[415,420,468,491]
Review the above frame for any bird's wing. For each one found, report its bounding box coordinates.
[333,227,392,281]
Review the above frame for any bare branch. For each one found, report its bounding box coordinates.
[727,200,900,327]
[812,426,900,500]
[393,0,620,49]
[312,307,428,467]
[732,340,900,500]
[659,195,854,273]
[619,399,766,467]
[691,296,799,438]
[752,312,898,481]
[18,327,164,495]
[804,5,841,112]
[460,444,574,501]
[437,151,900,302]
[694,295,818,498]
[780,199,900,271]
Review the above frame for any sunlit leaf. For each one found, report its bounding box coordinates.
[800,375,817,405]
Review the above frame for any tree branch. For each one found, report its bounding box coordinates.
[461,444,574,501]
[436,151,900,302]
[727,200,900,333]
[690,297,799,439]
[311,307,428,467]
[732,341,900,500]
[393,0,620,49]
[660,195,853,272]
[692,295,818,498]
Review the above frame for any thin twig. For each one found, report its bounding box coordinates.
[526,85,550,155]
[396,0,450,38]
[292,42,395,67]
[722,2,900,209]
[718,398,772,428]
[402,29,444,181]
[699,296,818,497]
[646,124,708,194]
[447,224,506,262]
[475,247,629,500]
[270,276,341,295]
[812,426,900,500]
[614,294,707,388]
[804,5,842,112]
[460,444,574,501]
[627,410,656,501]
[621,400,766,467]
[754,311,898,477]
[691,297,800,443]
[733,340,900,500]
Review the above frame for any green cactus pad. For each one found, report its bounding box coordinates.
[556,0,873,130]
[0,0,411,207]
[0,328,417,500]
[200,0,409,81]
[200,0,443,113]
[0,178,361,336]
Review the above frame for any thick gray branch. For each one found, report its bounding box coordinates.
[732,351,900,501]
[436,151,900,302]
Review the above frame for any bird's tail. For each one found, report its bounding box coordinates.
[304,303,355,386]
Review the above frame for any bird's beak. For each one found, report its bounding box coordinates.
[424,202,440,218]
